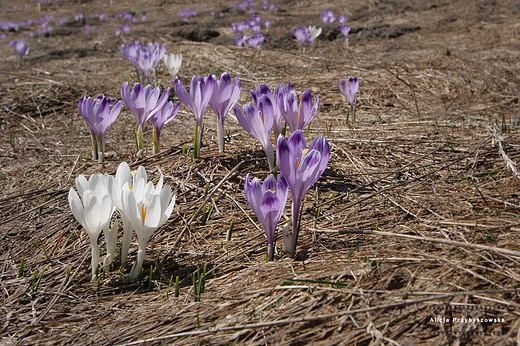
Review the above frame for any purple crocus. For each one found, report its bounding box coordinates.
[234,96,275,171]
[78,95,122,163]
[337,15,347,24]
[340,24,351,46]
[173,75,215,157]
[120,23,131,35]
[83,24,91,34]
[121,41,142,81]
[244,174,289,261]
[8,39,29,65]
[250,81,291,139]
[292,27,311,53]
[277,131,329,257]
[335,77,359,123]
[208,73,242,152]
[233,36,244,47]
[148,100,181,154]
[320,9,335,24]
[244,32,265,48]
[120,82,170,154]
[279,89,319,133]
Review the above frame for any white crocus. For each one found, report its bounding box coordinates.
[121,172,175,280]
[107,162,140,267]
[163,53,182,82]
[68,174,113,281]
[308,26,322,48]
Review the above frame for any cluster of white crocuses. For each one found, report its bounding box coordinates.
[68,162,175,281]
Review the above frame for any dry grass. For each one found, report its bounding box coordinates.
[1,0,520,345]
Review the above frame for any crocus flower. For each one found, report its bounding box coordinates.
[106,162,137,267]
[78,95,122,163]
[340,24,351,46]
[279,89,319,133]
[307,26,322,48]
[69,174,114,280]
[120,82,170,154]
[83,24,91,34]
[250,81,291,139]
[163,53,182,82]
[209,73,241,152]
[320,9,335,24]
[234,96,275,171]
[121,41,142,81]
[244,174,288,261]
[8,39,29,65]
[337,15,347,24]
[148,100,181,154]
[173,75,214,157]
[277,131,329,257]
[292,27,311,54]
[335,77,359,123]
[263,19,270,30]
[121,169,175,280]
[233,36,244,47]
[120,23,131,35]
[146,42,166,86]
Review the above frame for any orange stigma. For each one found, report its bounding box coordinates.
[141,205,147,227]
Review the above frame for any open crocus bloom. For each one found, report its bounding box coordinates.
[121,82,170,154]
[78,95,122,163]
[120,170,175,280]
[209,72,241,152]
[163,53,182,81]
[279,89,319,133]
[335,77,359,123]
[277,130,329,257]
[173,75,214,157]
[69,174,114,280]
[234,95,275,171]
[244,174,288,261]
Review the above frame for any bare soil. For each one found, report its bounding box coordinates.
[1,0,520,345]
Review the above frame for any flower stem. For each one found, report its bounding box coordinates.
[216,119,225,153]
[120,215,132,267]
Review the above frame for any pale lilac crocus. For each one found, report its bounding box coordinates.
[277,131,329,257]
[340,24,351,47]
[244,32,265,48]
[337,15,347,24]
[83,24,91,34]
[120,23,130,35]
[244,174,288,261]
[121,41,142,81]
[234,95,275,171]
[335,77,359,123]
[78,95,122,163]
[233,36,244,47]
[279,89,319,133]
[292,27,311,54]
[320,9,335,24]
[8,39,29,65]
[209,73,241,152]
[174,75,215,157]
[148,100,181,154]
[120,82,170,154]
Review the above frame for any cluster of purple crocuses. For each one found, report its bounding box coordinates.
[121,41,167,86]
[320,9,351,44]
[176,8,197,21]
[231,14,268,48]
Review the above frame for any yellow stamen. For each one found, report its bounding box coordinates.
[296,157,299,169]
[260,111,264,123]
[141,205,147,227]
[129,185,132,190]
[267,189,276,193]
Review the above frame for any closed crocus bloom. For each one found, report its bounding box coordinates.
[280,89,319,133]
[251,82,291,139]
[121,171,175,280]
[244,174,288,261]
[68,174,114,280]
[277,131,329,257]
[9,39,29,64]
[209,73,241,152]
[234,95,275,171]
[78,95,122,164]
[148,100,181,154]
[121,82,170,154]
[335,77,359,123]
[163,53,182,81]
[308,26,322,43]
[174,75,214,157]
[121,41,142,79]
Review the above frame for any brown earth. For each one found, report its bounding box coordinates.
[1,0,520,345]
